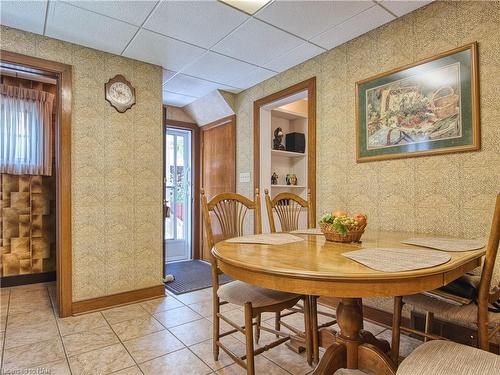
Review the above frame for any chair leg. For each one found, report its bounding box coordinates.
[274,311,281,337]
[391,296,403,365]
[255,313,261,344]
[311,296,319,364]
[304,296,313,366]
[244,302,255,375]
[424,311,434,342]
[213,294,220,361]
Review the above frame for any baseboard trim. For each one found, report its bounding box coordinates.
[72,284,165,315]
[1,271,56,288]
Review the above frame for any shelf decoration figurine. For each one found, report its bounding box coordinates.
[286,174,297,185]
[272,127,286,150]
[271,172,279,185]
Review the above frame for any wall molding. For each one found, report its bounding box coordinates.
[72,284,165,315]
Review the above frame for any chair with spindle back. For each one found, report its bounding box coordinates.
[265,189,337,364]
[202,188,307,375]
[391,193,500,365]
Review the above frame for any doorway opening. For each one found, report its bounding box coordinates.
[0,51,72,317]
[165,127,193,263]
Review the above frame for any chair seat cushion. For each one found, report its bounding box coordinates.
[397,340,500,375]
[217,280,301,308]
[403,293,499,325]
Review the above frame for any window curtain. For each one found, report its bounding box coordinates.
[0,84,54,175]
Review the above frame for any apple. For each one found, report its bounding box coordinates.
[332,210,347,218]
[353,213,367,225]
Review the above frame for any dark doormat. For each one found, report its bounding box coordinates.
[165,260,232,295]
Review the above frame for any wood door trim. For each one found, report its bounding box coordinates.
[253,77,317,224]
[164,116,201,260]
[72,284,165,315]
[0,50,73,317]
[201,114,236,131]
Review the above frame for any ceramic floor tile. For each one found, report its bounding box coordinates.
[263,344,313,375]
[102,304,150,324]
[139,347,212,375]
[141,296,184,314]
[123,329,184,363]
[7,308,55,328]
[4,319,60,349]
[62,324,119,357]
[110,365,144,375]
[190,336,246,371]
[216,355,290,374]
[168,318,213,346]
[188,300,240,317]
[174,288,212,305]
[57,312,108,336]
[68,343,135,375]
[154,305,203,328]
[21,358,72,375]
[3,337,65,369]
[111,316,164,341]
[8,299,53,315]
[376,329,422,358]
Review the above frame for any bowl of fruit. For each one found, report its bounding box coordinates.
[319,210,367,243]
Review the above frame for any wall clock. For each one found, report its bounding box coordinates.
[105,75,136,113]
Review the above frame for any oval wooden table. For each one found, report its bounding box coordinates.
[212,231,485,375]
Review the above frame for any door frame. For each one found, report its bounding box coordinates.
[253,77,317,226]
[1,50,73,317]
[163,111,201,265]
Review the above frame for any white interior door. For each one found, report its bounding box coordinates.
[165,128,192,262]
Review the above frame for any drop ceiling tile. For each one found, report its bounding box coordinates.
[264,42,325,73]
[144,0,249,49]
[163,70,177,84]
[229,67,276,90]
[212,18,303,66]
[255,0,372,40]
[380,0,433,17]
[220,0,270,15]
[310,4,395,50]
[163,91,198,107]
[66,0,157,26]
[166,74,238,98]
[0,0,47,34]
[182,52,257,86]
[123,29,207,71]
[45,1,138,55]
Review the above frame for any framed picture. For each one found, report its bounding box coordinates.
[356,43,480,162]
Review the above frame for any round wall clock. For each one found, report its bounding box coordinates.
[105,75,136,113]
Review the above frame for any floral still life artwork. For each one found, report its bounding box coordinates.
[356,43,479,162]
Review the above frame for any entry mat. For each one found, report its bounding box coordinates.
[165,260,232,295]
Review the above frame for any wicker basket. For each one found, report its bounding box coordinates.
[430,86,459,119]
[320,222,367,243]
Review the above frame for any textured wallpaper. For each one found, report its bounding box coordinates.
[0,26,164,301]
[236,1,499,240]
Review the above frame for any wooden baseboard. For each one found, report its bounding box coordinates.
[1,271,56,288]
[72,284,165,315]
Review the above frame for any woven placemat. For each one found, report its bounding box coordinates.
[401,237,485,252]
[343,247,451,272]
[225,233,304,245]
[290,228,323,235]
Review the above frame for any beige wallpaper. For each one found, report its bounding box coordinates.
[0,26,164,301]
[236,1,500,242]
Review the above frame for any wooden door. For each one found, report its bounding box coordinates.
[201,115,236,260]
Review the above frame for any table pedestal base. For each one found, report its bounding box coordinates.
[313,298,396,375]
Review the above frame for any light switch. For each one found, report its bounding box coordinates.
[239,172,250,183]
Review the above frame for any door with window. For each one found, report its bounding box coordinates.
[165,128,193,262]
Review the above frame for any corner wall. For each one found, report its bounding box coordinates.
[0,26,164,302]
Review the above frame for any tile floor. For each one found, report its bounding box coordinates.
[0,283,422,375]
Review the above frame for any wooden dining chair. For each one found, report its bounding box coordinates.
[264,189,337,363]
[202,188,307,375]
[391,193,500,363]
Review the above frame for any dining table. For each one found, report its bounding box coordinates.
[212,230,485,375]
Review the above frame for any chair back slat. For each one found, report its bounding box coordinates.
[201,189,261,290]
[265,189,313,232]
